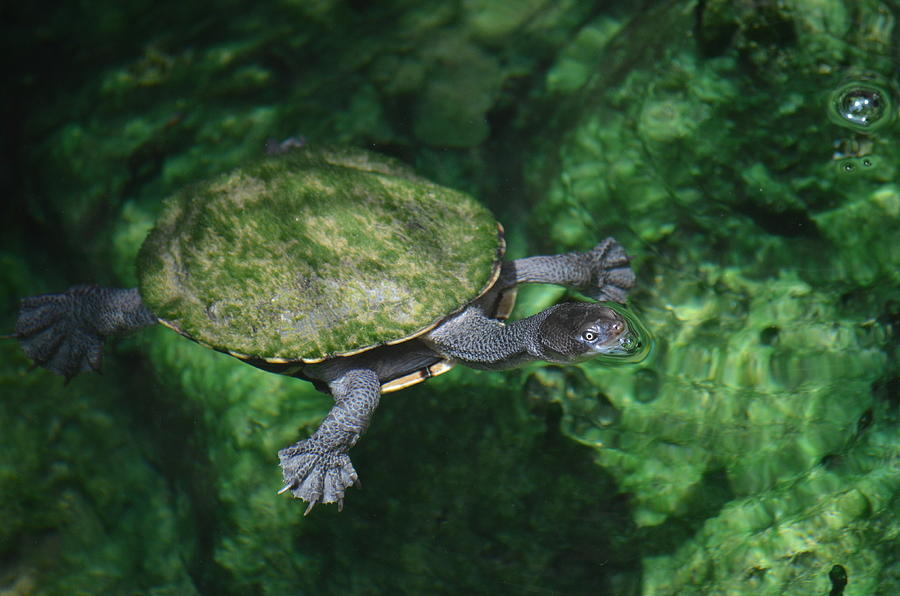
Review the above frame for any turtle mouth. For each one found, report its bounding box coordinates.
[578,316,629,354]
[588,328,628,354]
[580,313,648,357]
[592,330,641,355]
[581,302,652,363]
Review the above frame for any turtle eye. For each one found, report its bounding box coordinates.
[581,331,597,342]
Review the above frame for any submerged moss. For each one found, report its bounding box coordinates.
[3,0,899,594]
[523,0,900,592]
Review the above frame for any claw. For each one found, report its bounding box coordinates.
[279,438,359,512]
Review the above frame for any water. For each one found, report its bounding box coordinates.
[2,1,897,594]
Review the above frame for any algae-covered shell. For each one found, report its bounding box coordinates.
[137,145,504,362]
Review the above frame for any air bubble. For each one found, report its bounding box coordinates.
[838,89,885,126]
[829,81,895,132]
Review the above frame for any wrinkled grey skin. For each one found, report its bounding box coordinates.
[13,238,636,513]
[14,286,157,382]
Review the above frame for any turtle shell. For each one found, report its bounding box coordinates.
[137,145,504,363]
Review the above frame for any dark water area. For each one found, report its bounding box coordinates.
[2,1,898,594]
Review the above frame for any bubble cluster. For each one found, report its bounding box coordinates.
[837,157,876,175]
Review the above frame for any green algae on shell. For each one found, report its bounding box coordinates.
[138,145,502,362]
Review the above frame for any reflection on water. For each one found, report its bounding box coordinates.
[526,0,899,592]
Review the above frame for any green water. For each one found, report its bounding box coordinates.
[2,1,897,594]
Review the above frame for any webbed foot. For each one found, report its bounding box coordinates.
[12,285,157,382]
[583,238,635,303]
[14,288,107,381]
[278,438,359,514]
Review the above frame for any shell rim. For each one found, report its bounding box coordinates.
[158,222,507,365]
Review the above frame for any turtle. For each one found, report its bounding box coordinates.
[12,145,644,513]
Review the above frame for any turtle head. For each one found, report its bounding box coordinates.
[537,302,640,363]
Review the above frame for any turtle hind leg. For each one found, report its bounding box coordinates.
[16,294,104,380]
[12,285,157,381]
[278,368,381,513]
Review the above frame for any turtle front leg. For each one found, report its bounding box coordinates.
[504,237,635,303]
[13,285,158,382]
[278,368,381,513]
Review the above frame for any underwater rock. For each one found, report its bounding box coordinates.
[411,36,501,147]
[641,413,900,594]
[524,0,900,591]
